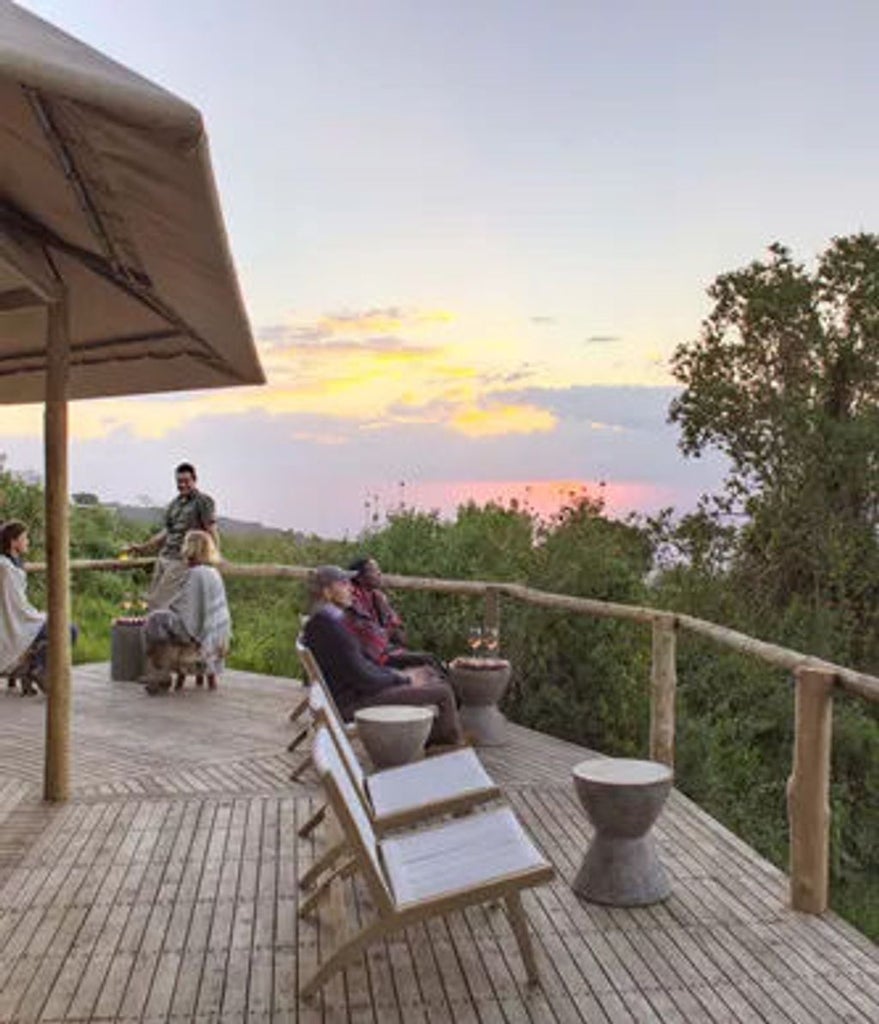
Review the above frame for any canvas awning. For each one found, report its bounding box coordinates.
[0,0,267,803]
[0,0,265,401]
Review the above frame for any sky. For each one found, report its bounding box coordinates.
[3,0,878,536]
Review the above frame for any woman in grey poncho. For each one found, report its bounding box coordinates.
[143,529,231,693]
[0,520,47,693]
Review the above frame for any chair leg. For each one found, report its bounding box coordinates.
[299,838,346,890]
[298,855,356,918]
[298,803,327,838]
[300,916,390,1000]
[289,691,310,722]
[287,725,310,753]
[504,891,539,985]
[290,751,313,782]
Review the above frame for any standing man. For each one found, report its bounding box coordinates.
[125,462,218,609]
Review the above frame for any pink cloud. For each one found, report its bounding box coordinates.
[382,478,680,522]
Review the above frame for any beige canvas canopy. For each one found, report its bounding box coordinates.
[0,0,266,802]
[0,0,265,400]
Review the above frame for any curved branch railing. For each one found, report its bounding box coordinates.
[44,556,879,915]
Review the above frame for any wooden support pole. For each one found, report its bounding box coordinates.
[649,614,677,768]
[788,665,834,914]
[484,586,500,646]
[43,293,72,803]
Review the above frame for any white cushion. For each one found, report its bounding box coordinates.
[381,807,548,907]
[367,748,495,819]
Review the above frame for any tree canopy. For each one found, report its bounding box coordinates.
[668,234,879,656]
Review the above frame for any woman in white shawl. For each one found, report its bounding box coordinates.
[0,520,47,693]
[143,529,231,693]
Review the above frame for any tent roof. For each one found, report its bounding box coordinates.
[0,0,265,403]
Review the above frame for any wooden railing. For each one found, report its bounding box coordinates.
[55,557,879,915]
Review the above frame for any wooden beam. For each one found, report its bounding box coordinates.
[788,665,834,913]
[43,292,72,802]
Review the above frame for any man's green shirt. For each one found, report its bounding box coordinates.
[162,490,216,557]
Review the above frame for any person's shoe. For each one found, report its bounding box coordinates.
[207,675,217,690]
[195,674,205,687]
[174,674,185,691]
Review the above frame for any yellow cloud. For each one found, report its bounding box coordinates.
[450,403,558,438]
[317,308,454,336]
[0,308,568,444]
[291,430,349,445]
[0,406,42,437]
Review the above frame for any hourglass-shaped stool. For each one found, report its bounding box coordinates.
[448,657,511,746]
[572,758,673,905]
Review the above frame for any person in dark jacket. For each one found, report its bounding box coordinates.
[303,565,463,747]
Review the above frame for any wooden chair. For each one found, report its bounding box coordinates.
[298,681,502,890]
[295,638,358,736]
[300,727,554,998]
[289,614,312,720]
[2,641,46,695]
[144,639,207,692]
[290,636,362,777]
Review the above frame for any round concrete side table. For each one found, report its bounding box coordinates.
[354,705,435,769]
[571,758,673,906]
[448,657,511,746]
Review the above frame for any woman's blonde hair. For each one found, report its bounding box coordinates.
[181,529,219,566]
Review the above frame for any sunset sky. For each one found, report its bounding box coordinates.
[4,0,878,536]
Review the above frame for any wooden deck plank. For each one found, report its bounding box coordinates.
[0,663,876,1023]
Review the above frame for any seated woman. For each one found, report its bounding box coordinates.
[304,565,463,748]
[346,556,446,673]
[143,529,231,694]
[0,520,77,694]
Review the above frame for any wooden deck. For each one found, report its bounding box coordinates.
[0,665,876,1023]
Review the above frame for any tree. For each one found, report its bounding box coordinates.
[0,461,44,541]
[72,492,100,506]
[669,235,879,657]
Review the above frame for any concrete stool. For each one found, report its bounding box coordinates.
[354,705,435,769]
[110,617,146,682]
[448,657,511,746]
[572,758,673,906]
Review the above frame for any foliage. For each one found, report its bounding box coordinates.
[669,235,879,660]
[0,456,43,539]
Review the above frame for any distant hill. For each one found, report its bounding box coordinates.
[105,503,298,539]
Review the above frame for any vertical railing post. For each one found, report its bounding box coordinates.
[43,290,72,803]
[649,614,677,768]
[788,665,834,913]
[484,585,500,643]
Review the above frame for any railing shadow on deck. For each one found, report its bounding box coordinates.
[35,556,879,918]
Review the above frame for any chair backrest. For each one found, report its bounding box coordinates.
[295,634,319,683]
[296,635,350,722]
[311,727,394,913]
[308,685,366,794]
